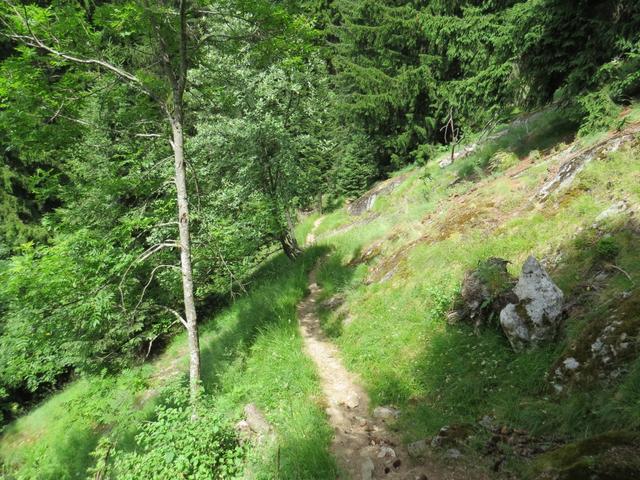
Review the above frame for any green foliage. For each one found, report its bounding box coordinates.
[304,123,640,476]
[595,237,620,261]
[0,369,152,480]
[488,151,519,173]
[110,388,244,480]
[1,0,640,477]
[333,134,378,198]
[1,249,335,480]
[318,0,640,179]
[577,89,622,136]
[0,0,325,414]
[456,160,481,180]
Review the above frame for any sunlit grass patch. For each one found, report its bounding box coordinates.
[0,249,335,480]
[304,115,640,478]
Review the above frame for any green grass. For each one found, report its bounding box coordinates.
[304,111,640,476]
[295,211,321,246]
[0,249,336,479]
[454,107,579,179]
[0,369,156,479]
[2,104,639,479]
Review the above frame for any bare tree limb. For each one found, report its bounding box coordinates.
[1,0,161,103]
[606,263,635,285]
[158,305,188,329]
[144,319,180,359]
[118,241,179,311]
[132,263,181,316]
[135,133,163,138]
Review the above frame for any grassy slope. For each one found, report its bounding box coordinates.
[2,105,639,480]
[305,106,640,475]
[0,250,336,479]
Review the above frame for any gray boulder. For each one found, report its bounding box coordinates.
[500,256,564,351]
[372,406,400,421]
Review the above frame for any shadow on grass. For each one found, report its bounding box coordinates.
[314,248,360,338]
[457,108,579,178]
[198,245,330,391]
[195,245,337,479]
[384,218,640,451]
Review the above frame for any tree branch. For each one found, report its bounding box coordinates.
[132,263,181,316]
[2,0,161,103]
[158,305,188,329]
[118,241,179,311]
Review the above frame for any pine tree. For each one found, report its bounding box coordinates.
[330,0,437,171]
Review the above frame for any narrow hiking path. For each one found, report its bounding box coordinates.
[299,215,487,479]
[305,215,325,245]
[298,264,479,480]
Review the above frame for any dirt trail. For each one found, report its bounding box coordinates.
[298,265,465,480]
[306,216,325,245]
[299,216,487,479]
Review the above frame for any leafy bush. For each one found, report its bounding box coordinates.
[110,388,244,480]
[488,151,519,173]
[456,160,480,180]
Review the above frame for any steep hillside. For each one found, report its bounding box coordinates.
[1,105,639,480]
[0,252,337,479]
[299,105,640,478]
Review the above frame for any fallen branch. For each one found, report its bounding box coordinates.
[606,263,634,285]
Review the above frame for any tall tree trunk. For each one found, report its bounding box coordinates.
[7,0,203,404]
[170,115,201,403]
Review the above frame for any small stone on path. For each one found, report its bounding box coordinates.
[373,406,400,420]
[360,456,375,480]
[445,448,463,459]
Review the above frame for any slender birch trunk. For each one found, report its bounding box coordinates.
[6,0,204,404]
[170,114,201,403]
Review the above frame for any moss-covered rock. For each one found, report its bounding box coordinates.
[449,257,517,331]
[531,431,640,480]
[551,293,640,392]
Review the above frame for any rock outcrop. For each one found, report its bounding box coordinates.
[532,431,640,480]
[347,175,406,216]
[499,256,564,351]
[551,294,639,393]
[537,130,638,201]
[235,403,274,443]
[438,143,478,168]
